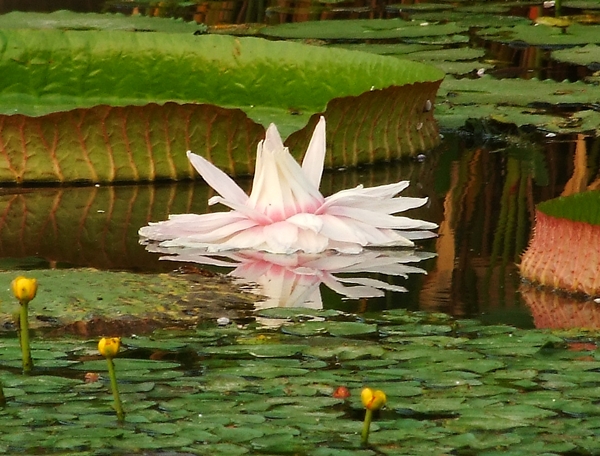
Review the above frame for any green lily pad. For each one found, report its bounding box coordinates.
[71,358,180,371]
[386,3,455,12]
[405,397,467,414]
[441,432,522,450]
[0,10,207,33]
[304,339,386,359]
[205,344,308,358]
[552,43,600,67]
[430,12,529,28]
[212,425,265,443]
[256,307,343,320]
[564,0,600,8]
[440,75,600,107]
[409,47,486,61]
[250,432,309,453]
[0,28,443,183]
[478,22,600,46]
[281,321,377,337]
[194,443,249,455]
[332,42,440,56]
[261,18,468,40]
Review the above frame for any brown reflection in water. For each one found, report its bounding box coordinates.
[418,134,600,321]
[0,184,212,271]
[521,284,600,330]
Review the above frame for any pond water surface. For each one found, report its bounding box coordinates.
[1,131,596,329]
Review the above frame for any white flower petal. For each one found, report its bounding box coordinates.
[286,213,324,233]
[209,226,268,251]
[263,222,299,254]
[355,181,411,198]
[187,151,248,205]
[320,273,385,299]
[294,229,330,254]
[183,218,259,243]
[263,123,285,155]
[331,196,429,214]
[337,276,408,293]
[248,137,323,220]
[402,230,438,240]
[321,181,410,209]
[208,196,272,225]
[301,116,326,188]
[326,206,438,230]
[139,212,248,241]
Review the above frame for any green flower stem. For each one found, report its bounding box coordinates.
[106,357,125,422]
[19,301,33,373]
[0,382,5,407]
[361,409,373,445]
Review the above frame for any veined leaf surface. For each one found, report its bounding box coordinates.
[0,29,443,183]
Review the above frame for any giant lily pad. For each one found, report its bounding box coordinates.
[0,10,207,33]
[519,191,600,297]
[0,25,443,183]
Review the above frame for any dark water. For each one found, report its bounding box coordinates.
[1,132,596,328]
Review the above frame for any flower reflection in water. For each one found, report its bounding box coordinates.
[148,245,434,309]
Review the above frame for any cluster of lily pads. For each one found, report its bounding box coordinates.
[259,4,600,135]
[0,305,599,455]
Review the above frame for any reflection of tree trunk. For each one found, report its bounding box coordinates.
[419,162,458,313]
[562,134,588,196]
[585,136,600,190]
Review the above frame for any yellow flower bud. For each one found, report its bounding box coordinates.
[11,276,38,303]
[361,387,387,411]
[98,337,121,359]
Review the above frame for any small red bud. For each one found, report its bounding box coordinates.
[333,386,351,399]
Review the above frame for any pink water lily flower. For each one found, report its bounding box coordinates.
[139,116,437,254]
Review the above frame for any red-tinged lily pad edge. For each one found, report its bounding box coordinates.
[520,190,600,298]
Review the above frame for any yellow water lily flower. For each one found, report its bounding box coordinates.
[98,337,121,359]
[11,276,38,303]
[361,387,387,411]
